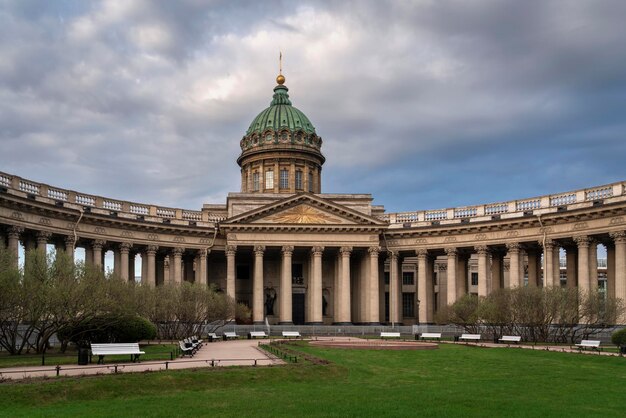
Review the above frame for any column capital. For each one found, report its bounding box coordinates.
[474,245,489,255]
[225,245,237,256]
[281,245,294,255]
[367,246,380,255]
[146,245,158,255]
[416,248,428,259]
[119,242,132,253]
[541,238,555,250]
[311,246,324,256]
[36,230,52,244]
[171,247,184,257]
[92,239,106,250]
[254,245,266,255]
[506,242,520,252]
[610,230,626,243]
[8,225,24,238]
[64,235,76,247]
[198,248,209,257]
[444,247,457,257]
[573,235,590,247]
[339,246,353,256]
[387,250,398,259]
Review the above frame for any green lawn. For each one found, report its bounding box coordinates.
[0,344,177,368]
[0,343,625,417]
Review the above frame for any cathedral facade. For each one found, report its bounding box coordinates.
[1,74,626,325]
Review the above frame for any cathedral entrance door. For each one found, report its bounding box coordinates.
[292,293,305,325]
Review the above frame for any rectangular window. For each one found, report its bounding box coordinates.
[402,293,415,317]
[280,169,289,189]
[308,171,314,192]
[265,170,274,190]
[471,272,478,286]
[253,172,260,191]
[295,170,303,190]
[384,271,390,285]
[402,271,414,285]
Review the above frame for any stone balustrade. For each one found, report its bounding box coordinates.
[0,171,226,225]
[383,181,626,227]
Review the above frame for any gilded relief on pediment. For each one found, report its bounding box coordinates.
[260,204,349,224]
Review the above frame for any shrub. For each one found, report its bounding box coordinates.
[611,328,626,347]
[58,314,157,345]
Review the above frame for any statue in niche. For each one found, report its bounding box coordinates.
[322,289,330,317]
[265,287,277,316]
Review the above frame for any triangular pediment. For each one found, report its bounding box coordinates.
[221,193,387,227]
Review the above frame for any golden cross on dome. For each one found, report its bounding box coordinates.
[277,51,285,85]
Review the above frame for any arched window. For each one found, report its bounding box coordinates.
[265,169,274,190]
[253,172,260,191]
[308,171,314,192]
[295,170,303,190]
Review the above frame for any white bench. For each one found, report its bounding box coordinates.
[208,333,220,342]
[381,332,401,339]
[223,332,238,340]
[179,340,195,357]
[459,334,481,342]
[90,343,145,364]
[248,331,268,339]
[419,332,442,340]
[282,331,301,339]
[575,340,601,352]
[499,335,522,344]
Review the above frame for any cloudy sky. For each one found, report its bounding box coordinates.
[1,0,625,214]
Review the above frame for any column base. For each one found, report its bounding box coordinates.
[305,321,324,325]
[278,321,293,325]
[253,321,265,325]
[332,322,353,326]
[363,322,381,326]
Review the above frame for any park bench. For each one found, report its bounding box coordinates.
[191,335,203,347]
[248,331,268,339]
[498,335,522,344]
[380,332,402,339]
[575,340,601,352]
[223,331,238,341]
[418,332,442,341]
[179,340,195,357]
[182,338,200,354]
[282,331,301,339]
[90,343,145,364]
[208,333,220,342]
[459,334,481,343]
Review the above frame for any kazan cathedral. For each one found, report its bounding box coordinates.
[1,73,626,326]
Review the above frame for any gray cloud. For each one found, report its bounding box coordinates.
[0,0,625,214]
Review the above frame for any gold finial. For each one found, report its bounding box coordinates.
[276,50,285,85]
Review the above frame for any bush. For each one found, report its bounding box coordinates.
[58,314,157,345]
[611,328,626,347]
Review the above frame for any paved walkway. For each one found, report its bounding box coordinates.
[0,339,282,381]
[446,340,624,357]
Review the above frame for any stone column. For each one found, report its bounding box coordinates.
[368,246,380,324]
[506,243,521,287]
[146,245,157,287]
[527,249,539,287]
[445,248,457,304]
[553,244,562,286]
[280,246,294,324]
[7,226,23,268]
[119,242,131,281]
[336,246,352,325]
[113,248,121,278]
[129,251,136,282]
[196,249,208,286]
[92,240,105,270]
[490,251,504,292]
[609,231,626,309]
[253,245,265,324]
[565,246,577,288]
[417,249,428,324]
[141,251,148,283]
[607,243,616,299]
[36,231,51,253]
[308,246,324,324]
[64,236,76,263]
[389,251,402,324]
[574,236,590,293]
[226,245,237,299]
[588,239,598,290]
[475,245,489,297]
[171,248,184,284]
[542,240,555,287]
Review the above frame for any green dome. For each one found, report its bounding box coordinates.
[245,85,316,136]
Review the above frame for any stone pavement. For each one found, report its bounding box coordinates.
[0,338,282,381]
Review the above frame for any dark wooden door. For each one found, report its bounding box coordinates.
[292,293,305,325]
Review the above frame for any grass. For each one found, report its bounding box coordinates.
[0,343,625,417]
[0,344,177,368]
